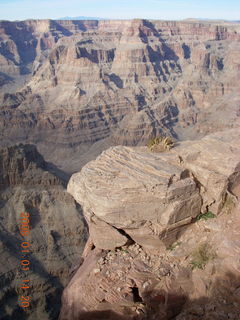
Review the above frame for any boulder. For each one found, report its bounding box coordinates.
[68,146,202,250]
[68,129,240,250]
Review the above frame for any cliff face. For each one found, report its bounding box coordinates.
[0,19,240,172]
[0,144,62,189]
[0,144,88,320]
[60,129,240,320]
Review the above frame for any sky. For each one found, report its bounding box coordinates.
[0,0,239,21]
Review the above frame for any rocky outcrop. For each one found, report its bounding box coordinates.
[68,146,202,250]
[60,129,240,319]
[171,131,240,213]
[67,129,240,251]
[0,19,240,173]
[0,144,88,320]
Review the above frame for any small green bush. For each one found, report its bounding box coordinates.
[196,211,216,221]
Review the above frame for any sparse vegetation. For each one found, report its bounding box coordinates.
[190,242,216,270]
[119,248,129,254]
[167,241,182,251]
[196,211,216,221]
[147,136,174,152]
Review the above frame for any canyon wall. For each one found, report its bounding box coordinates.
[0,144,88,319]
[0,19,239,172]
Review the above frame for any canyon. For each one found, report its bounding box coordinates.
[0,18,240,320]
[0,19,239,172]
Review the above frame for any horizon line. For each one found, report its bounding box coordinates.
[0,17,239,22]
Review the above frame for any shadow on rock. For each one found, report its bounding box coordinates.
[59,271,240,320]
[75,310,131,320]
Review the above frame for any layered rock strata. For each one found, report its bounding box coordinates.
[60,129,240,319]
[0,19,240,172]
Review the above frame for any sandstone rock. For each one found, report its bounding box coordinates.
[59,241,188,320]
[88,214,128,250]
[172,128,240,213]
[60,162,240,320]
[68,145,202,250]
[68,129,240,251]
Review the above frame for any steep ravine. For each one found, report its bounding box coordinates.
[0,144,88,320]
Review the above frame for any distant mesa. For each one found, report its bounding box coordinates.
[58,16,106,20]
